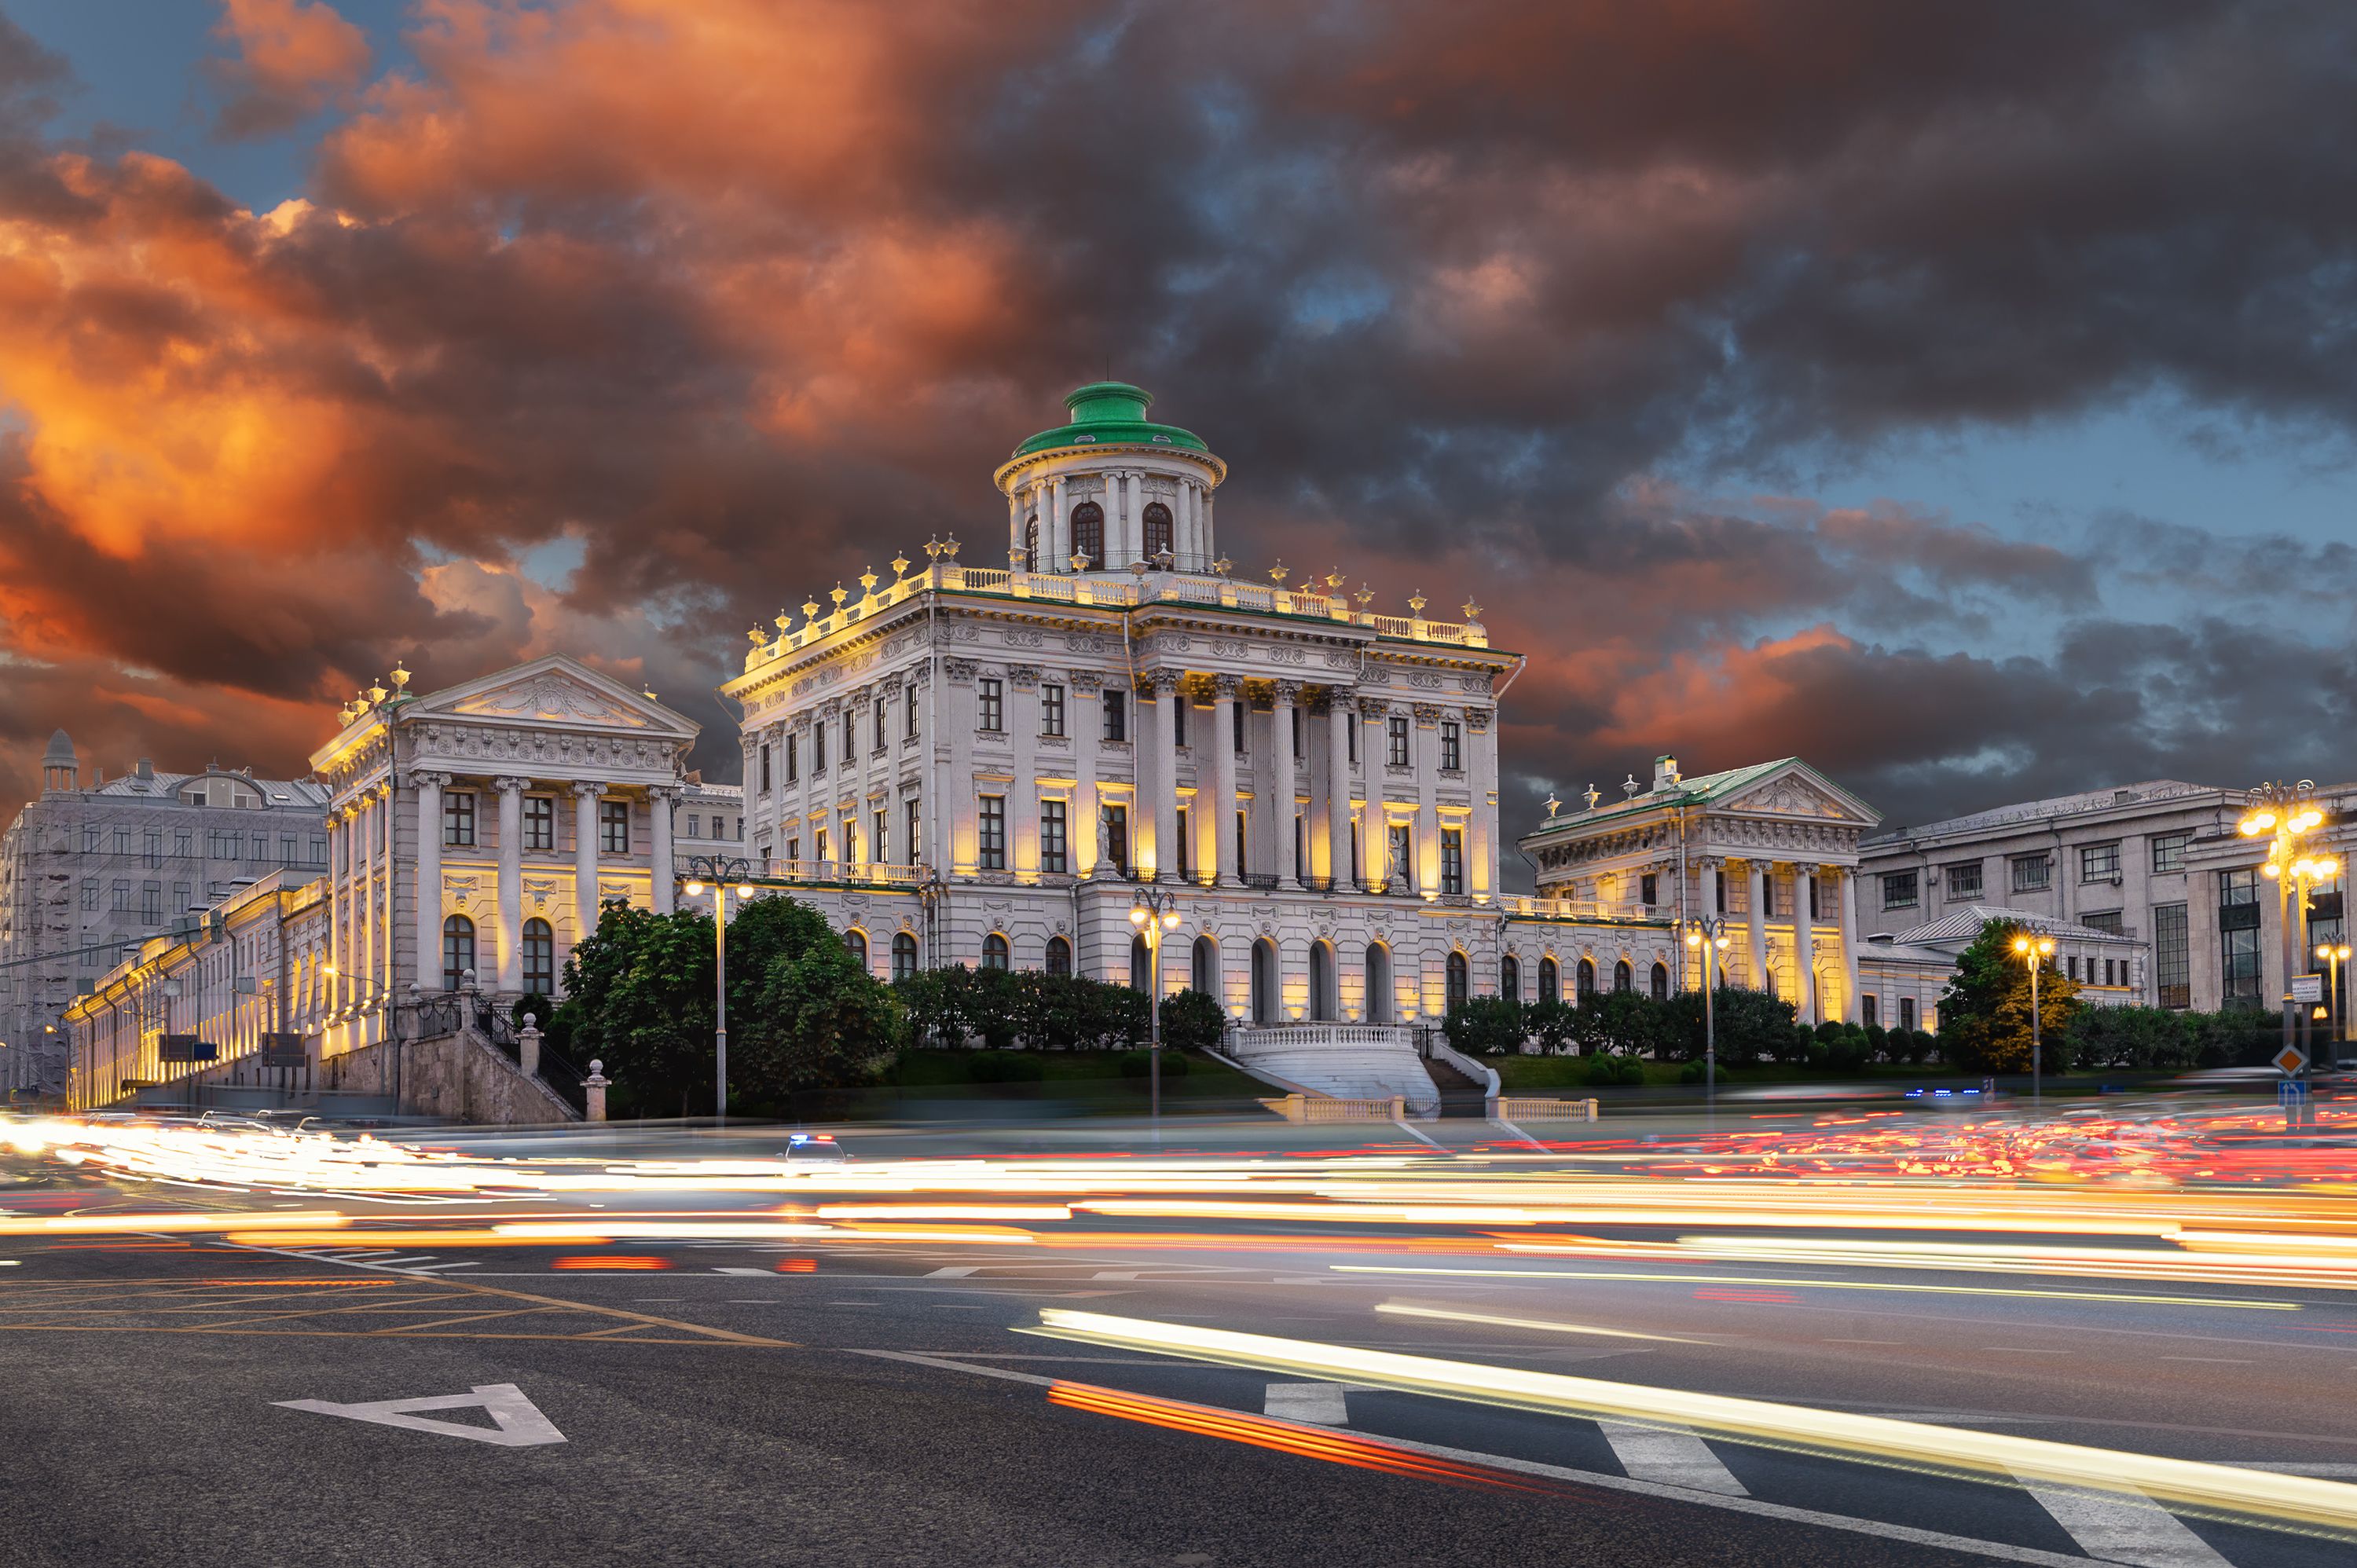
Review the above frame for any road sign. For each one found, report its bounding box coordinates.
[157,1035,216,1063]
[2291,974,2323,1003]
[2280,1079,2313,1105]
[272,1383,566,1448]
[259,1031,307,1068]
[2273,1044,2308,1075]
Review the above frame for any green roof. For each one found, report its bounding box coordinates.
[1010,382,1212,460]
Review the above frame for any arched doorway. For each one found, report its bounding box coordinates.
[1072,501,1105,569]
[1191,934,1219,996]
[1501,954,1520,1002]
[1446,951,1469,1012]
[1365,943,1392,1023]
[1576,957,1596,1002]
[1251,939,1278,1024]
[1650,961,1669,1000]
[1613,959,1633,993]
[1309,940,1336,1021]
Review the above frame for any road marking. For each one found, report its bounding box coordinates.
[273,1383,566,1448]
[2014,1478,2231,1567]
[1982,1346,2069,1355]
[1376,1303,1704,1344]
[2158,1357,2250,1365]
[1264,1382,1350,1425]
[927,1266,982,1278]
[2234,1462,2357,1476]
[714,1267,774,1277]
[852,1350,2102,1566]
[1599,1421,1749,1495]
[1091,1271,1145,1280]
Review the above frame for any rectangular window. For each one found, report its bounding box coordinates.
[760,744,772,792]
[1387,716,1409,767]
[2217,872,2261,1006]
[1640,872,1659,906]
[1040,800,1067,874]
[844,711,856,762]
[1293,815,1304,881]
[2080,909,2124,934]
[815,828,829,864]
[172,881,190,915]
[141,882,162,922]
[174,830,192,858]
[786,836,800,865]
[143,830,161,867]
[524,796,555,852]
[2066,955,2080,982]
[1441,829,1464,896]
[786,733,800,782]
[1105,804,1129,875]
[874,808,890,866]
[978,678,1003,732]
[874,700,886,753]
[687,814,702,837]
[1233,701,1247,757]
[814,724,828,774]
[1291,706,1303,759]
[83,825,100,853]
[310,835,325,863]
[112,879,130,912]
[1899,997,1916,1031]
[599,798,629,855]
[1945,860,1983,900]
[1176,807,1191,879]
[978,795,1006,870]
[906,690,920,741]
[841,815,858,866]
[1882,870,1918,910]
[279,834,296,863]
[1103,689,1127,742]
[1172,695,1187,747]
[1440,720,1461,772]
[1863,994,1878,1027]
[251,832,268,862]
[2151,833,2189,874]
[1042,683,1065,738]
[1347,713,1358,765]
[906,800,922,870]
[2080,843,2120,882]
[80,877,97,910]
[443,790,476,847]
[2011,855,2051,893]
[113,828,130,856]
[1235,810,1248,876]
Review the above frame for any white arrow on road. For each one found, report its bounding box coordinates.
[273,1383,566,1448]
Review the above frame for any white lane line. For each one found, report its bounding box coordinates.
[1264,1382,1351,1426]
[1091,1271,1144,1280]
[1599,1421,1749,1496]
[2014,1478,2231,1568]
[405,1262,479,1273]
[714,1267,775,1277]
[2157,1357,2251,1365]
[366,1256,436,1266]
[2234,1462,2357,1477]
[853,1350,2098,1566]
[927,1266,982,1278]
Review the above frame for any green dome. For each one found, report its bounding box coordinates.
[1009,381,1212,460]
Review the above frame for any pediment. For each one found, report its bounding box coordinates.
[1719,764,1879,825]
[416,657,698,739]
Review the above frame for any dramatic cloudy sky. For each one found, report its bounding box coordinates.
[2,2,2355,872]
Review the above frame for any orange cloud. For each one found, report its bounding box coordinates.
[211,0,373,138]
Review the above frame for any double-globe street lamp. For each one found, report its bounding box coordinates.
[2240,782,2335,1101]
[682,855,758,1126]
[2011,932,2055,1105]
[1128,887,1183,1125]
[1683,915,1731,1123]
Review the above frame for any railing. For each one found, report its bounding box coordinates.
[535,1038,589,1117]
[403,995,466,1042]
[763,859,925,887]
[1242,872,1279,891]
[1497,893,1662,923]
[1262,1093,1406,1123]
[1228,1024,1414,1053]
[742,562,1489,672]
[1300,875,1335,892]
[1491,1095,1600,1122]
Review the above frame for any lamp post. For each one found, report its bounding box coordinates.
[1684,915,1731,1125]
[2319,941,2352,1069]
[2011,932,2055,1106]
[683,855,757,1127]
[2242,782,2333,1102]
[1128,886,1183,1125]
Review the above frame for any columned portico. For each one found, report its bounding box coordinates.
[1746,859,1768,987]
[649,783,679,914]
[1324,689,1352,886]
[1836,866,1860,1023]
[1270,680,1299,887]
[495,777,527,990]
[1794,864,1818,1022]
[1211,675,1242,886]
[573,780,603,939]
[412,771,447,988]
[1148,670,1181,881]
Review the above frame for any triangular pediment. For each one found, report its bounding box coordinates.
[415,657,699,739]
[1713,761,1881,825]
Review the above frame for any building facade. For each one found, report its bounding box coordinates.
[1,732,328,1096]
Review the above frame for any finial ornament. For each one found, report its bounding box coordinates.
[1212,555,1233,577]
[859,568,878,593]
[1622,775,1642,799]
[643,688,658,702]
[923,537,943,559]
[890,554,910,578]
[747,627,766,647]
[1354,583,1374,606]
[368,683,388,705]
[942,535,959,559]
[390,664,410,691]
[830,583,848,606]
[1270,560,1288,584]
[1584,783,1601,810]
[1325,570,1346,590]
[1461,599,1482,621]
[1407,592,1427,617]
[1070,551,1089,573]
[803,599,821,621]
[1545,792,1561,818]
[775,612,792,632]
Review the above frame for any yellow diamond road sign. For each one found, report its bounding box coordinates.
[2274,1045,2308,1075]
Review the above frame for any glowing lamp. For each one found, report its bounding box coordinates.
[2315,856,2341,879]
[1161,911,1180,931]
[684,881,706,896]
[735,883,757,898]
[2292,808,2326,833]
[1129,907,1148,926]
[2240,810,2277,836]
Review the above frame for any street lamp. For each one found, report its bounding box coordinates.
[683,855,759,1126]
[1128,887,1184,1124]
[1683,915,1731,1123]
[2318,942,2352,1067]
[2011,932,2055,1105]
[2242,782,2332,1091]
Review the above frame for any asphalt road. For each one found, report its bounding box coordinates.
[5,1123,2355,1567]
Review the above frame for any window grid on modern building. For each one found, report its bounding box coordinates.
[2217,871,2262,1006]
[2151,832,2188,874]
[2011,854,2051,893]
[1945,861,1983,900]
[1882,870,1917,909]
[2080,842,2120,882]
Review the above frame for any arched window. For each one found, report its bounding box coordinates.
[892,931,918,981]
[1650,961,1669,1001]
[1539,956,1559,1005]
[1045,936,1072,976]
[1365,943,1391,1023]
[522,918,555,997]
[1501,954,1520,1002]
[1309,941,1336,1021]
[441,915,475,992]
[1446,951,1469,1011]
[1576,958,1596,1002]
[1071,501,1105,569]
[1142,501,1173,562]
[982,932,1010,971]
[1131,933,1150,992]
[1251,939,1278,1024]
[1024,515,1039,573]
[1613,959,1633,994]
[1192,935,1218,996]
[845,929,868,970]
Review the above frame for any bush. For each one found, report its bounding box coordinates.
[511,992,556,1031]
[1524,999,1581,1055]
[968,1050,1046,1083]
[1444,997,1527,1055]
[1585,1054,1644,1086]
[1118,1047,1190,1079]
[1158,989,1228,1054]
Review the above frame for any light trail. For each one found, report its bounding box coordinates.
[1335,1266,2303,1311]
[1373,1302,1707,1343]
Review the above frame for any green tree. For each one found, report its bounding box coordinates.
[1158,988,1228,1053]
[1938,919,2081,1075]
[1442,997,1527,1055]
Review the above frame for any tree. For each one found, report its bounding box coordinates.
[1938,920,2081,1075]
[1158,988,1227,1053]
[740,937,904,1096]
[1442,997,1527,1054]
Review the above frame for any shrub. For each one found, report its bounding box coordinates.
[1118,1047,1190,1079]
[1584,1054,1644,1086]
[1444,997,1527,1055]
[1158,988,1227,1054]
[968,1050,1046,1083]
[1524,999,1580,1056]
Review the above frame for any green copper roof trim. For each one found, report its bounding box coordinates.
[1009,381,1215,460]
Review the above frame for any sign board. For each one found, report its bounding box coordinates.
[157,1035,218,1063]
[259,1031,308,1068]
[2272,1044,2308,1076]
[2280,1079,2313,1105]
[2291,974,2324,1003]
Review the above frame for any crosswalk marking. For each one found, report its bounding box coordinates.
[2014,1478,2231,1568]
[1598,1421,1749,1495]
[1263,1383,1351,1426]
[926,1266,981,1278]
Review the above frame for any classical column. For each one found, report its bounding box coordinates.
[1795,865,1818,1024]
[1323,688,1351,887]
[1149,669,1182,881]
[355,792,375,1001]
[412,771,446,990]
[1072,672,1102,872]
[1466,705,1496,900]
[1837,866,1861,1024]
[1006,489,1023,562]
[1413,702,1441,895]
[1358,698,1388,891]
[649,784,679,914]
[376,783,397,1002]
[1051,475,1069,567]
[327,810,346,1013]
[1270,680,1300,887]
[1746,859,1768,990]
[1211,674,1242,886]
[573,781,604,942]
[494,778,526,991]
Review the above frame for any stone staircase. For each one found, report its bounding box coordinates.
[1420,1054,1490,1119]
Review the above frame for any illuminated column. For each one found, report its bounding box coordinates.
[1795,865,1818,1024]
[1072,672,1102,872]
[1051,475,1069,568]
[1325,687,1353,887]
[327,811,346,1012]
[1149,669,1182,881]
[1413,702,1440,895]
[573,781,603,943]
[649,784,679,914]
[1467,705,1496,900]
[1746,859,1767,989]
[412,771,445,990]
[495,778,526,991]
[355,793,375,1000]
[1359,698,1388,891]
[1270,681,1300,887]
[378,783,396,999]
[1211,674,1241,887]
[1837,866,1860,1024]
[1006,489,1024,562]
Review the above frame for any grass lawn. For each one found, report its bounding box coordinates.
[830,1048,1268,1116]
[1489,1055,1956,1090]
